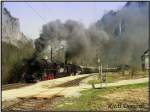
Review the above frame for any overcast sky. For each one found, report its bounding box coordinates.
[4,2,126,39]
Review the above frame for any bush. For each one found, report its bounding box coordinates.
[2,41,35,84]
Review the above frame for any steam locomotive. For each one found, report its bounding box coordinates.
[20,56,82,83]
[20,53,129,83]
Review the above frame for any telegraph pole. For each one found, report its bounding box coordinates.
[98,58,103,88]
[101,63,103,76]
[98,58,102,76]
[51,47,52,62]
[98,58,101,75]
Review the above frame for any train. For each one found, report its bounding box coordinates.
[19,54,130,83]
[20,56,82,83]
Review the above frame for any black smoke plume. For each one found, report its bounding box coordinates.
[34,2,149,68]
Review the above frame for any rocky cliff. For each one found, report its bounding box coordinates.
[95,2,149,66]
[2,7,34,84]
[2,7,28,46]
[96,2,149,39]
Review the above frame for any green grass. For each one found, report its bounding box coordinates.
[53,82,148,111]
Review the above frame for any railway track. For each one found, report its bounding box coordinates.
[2,83,33,91]
[2,75,88,90]
[3,75,89,111]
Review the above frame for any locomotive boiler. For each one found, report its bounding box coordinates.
[20,55,82,83]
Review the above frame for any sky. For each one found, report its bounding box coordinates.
[4,2,126,39]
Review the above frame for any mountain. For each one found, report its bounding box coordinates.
[95,2,149,66]
[2,7,35,84]
[2,7,28,46]
[96,2,149,39]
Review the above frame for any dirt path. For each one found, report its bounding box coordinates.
[2,74,92,101]
[3,77,148,101]
[55,77,148,97]
[94,77,148,88]
[2,76,148,111]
